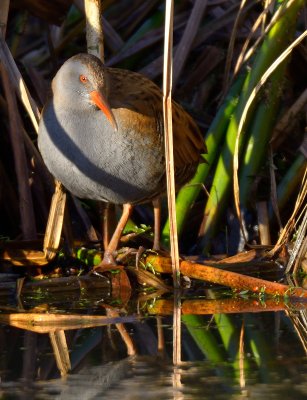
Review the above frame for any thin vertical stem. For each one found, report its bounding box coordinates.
[163,0,180,287]
[163,0,181,366]
[85,0,104,62]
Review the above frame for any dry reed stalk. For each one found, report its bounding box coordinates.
[164,0,181,366]
[195,0,258,48]
[0,1,38,241]
[163,0,180,287]
[241,0,298,66]
[1,65,37,240]
[268,164,307,259]
[0,39,39,131]
[0,313,139,333]
[285,310,307,353]
[234,1,273,75]
[172,0,208,87]
[239,322,246,390]
[156,316,165,353]
[221,0,247,99]
[1,249,48,266]
[286,202,307,273]
[0,60,52,225]
[292,235,307,276]
[141,1,257,80]
[233,29,307,240]
[261,0,275,32]
[172,289,182,365]
[85,0,104,61]
[256,201,271,245]
[43,181,66,260]
[49,330,71,376]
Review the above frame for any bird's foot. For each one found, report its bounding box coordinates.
[102,250,117,265]
[93,250,118,272]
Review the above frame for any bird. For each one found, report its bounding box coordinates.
[38,53,206,266]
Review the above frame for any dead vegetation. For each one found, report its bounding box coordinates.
[0,0,306,298]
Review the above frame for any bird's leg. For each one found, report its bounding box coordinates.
[152,198,161,251]
[101,203,116,250]
[101,202,110,251]
[101,203,133,266]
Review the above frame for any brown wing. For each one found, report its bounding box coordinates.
[107,67,206,184]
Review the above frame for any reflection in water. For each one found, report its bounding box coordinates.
[286,309,307,353]
[0,308,306,399]
[0,354,307,399]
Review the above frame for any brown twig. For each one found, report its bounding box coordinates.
[180,260,307,299]
[145,255,307,299]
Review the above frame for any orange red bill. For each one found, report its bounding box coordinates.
[90,90,118,131]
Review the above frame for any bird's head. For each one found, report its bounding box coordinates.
[52,53,117,131]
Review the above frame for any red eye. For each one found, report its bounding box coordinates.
[80,75,87,83]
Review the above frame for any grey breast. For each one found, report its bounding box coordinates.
[38,101,165,204]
